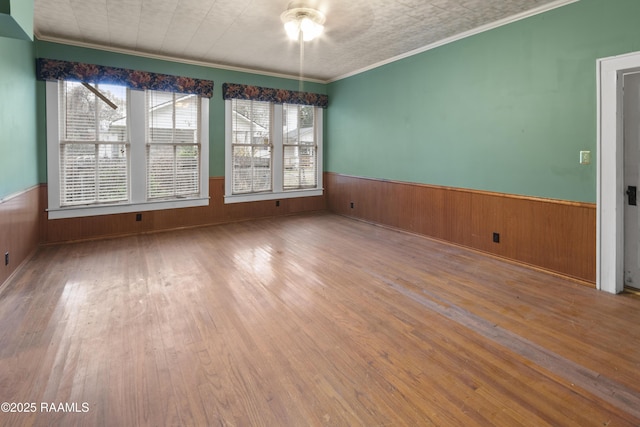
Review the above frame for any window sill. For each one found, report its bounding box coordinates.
[47,197,210,219]
[224,188,323,204]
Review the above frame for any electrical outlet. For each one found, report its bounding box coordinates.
[493,232,500,243]
[350,202,354,209]
[579,150,591,165]
[136,213,142,221]
[276,200,280,207]
[4,252,8,266]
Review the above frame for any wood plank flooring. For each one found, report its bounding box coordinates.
[0,212,639,426]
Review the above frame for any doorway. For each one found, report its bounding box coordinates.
[623,72,640,290]
[597,51,640,294]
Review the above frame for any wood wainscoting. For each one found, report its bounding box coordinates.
[0,186,41,287]
[325,173,596,284]
[41,177,326,244]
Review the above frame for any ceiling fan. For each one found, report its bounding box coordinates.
[280,2,326,90]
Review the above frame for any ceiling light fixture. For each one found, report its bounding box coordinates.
[280,5,325,42]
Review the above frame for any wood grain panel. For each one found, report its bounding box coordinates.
[0,186,41,287]
[325,172,596,284]
[41,177,326,243]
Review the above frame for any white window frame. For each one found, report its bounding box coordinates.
[224,99,323,203]
[46,80,209,219]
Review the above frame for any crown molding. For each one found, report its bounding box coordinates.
[34,35,327,85]
[35,0,579,85]
[327,0,580,83]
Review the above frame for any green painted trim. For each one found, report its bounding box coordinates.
[0,0,33,41]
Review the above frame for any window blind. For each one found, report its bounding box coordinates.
[283,104,317,190]
[59,81,129,206]
[231,99,272,194]
[146,90,201,200]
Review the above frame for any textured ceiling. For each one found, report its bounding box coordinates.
[33,0,572,82]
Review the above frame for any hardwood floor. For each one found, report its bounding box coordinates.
[0,212,638,426]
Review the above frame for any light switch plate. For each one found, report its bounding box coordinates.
[580,150,591,165]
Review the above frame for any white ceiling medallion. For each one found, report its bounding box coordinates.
[281,3,326,42]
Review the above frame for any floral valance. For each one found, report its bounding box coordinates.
[222,83,328,108]
[36,58,214,98]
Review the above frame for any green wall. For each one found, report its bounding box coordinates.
[0,36,38,199]
[35,40,327,179]
[326,0,640,203]
[19,0,640,203]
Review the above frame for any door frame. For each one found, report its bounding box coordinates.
[597,51,640,293]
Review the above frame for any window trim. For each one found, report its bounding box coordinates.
[46,80,209,219]
[224,99,323,204]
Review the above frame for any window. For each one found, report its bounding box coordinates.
[283,104,317,190]
[46,81,209,219]
[230,99,272,194]
[146,90,201,200]
[225,99,323,203]
[58,81,129,206]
